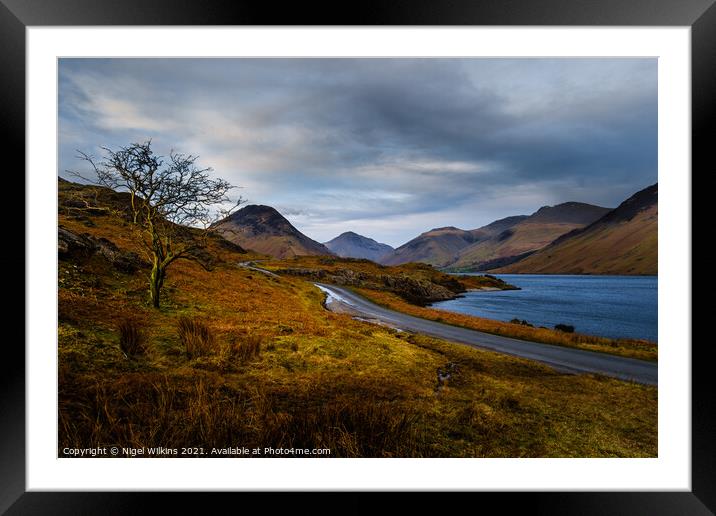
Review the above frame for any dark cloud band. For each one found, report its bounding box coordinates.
[59,58,657,247]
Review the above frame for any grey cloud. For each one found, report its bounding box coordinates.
[59,58,657,247]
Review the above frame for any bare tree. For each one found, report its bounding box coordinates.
[70,140,242,308]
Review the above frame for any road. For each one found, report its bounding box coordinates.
[237,261,280,278]
[315,283,657,385]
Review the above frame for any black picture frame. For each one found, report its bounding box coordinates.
[2,1,707,513]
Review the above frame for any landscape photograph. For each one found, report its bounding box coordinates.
[58,58,657,458]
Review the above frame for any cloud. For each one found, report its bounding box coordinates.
[58,58,657,247]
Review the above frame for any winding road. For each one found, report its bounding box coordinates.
[315,283,657,385]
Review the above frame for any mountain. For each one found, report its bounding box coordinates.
[323,232,394,262]
[214,204,334,259]
[447,202,612,271]
[495,184,657,275]
[380,202,610,270]
[477,215,530,235]
[379,226,482,267]
[526,202,612,224]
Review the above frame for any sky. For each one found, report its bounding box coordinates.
[58,58,657,248]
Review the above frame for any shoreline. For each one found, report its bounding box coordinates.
[446,270,659,278]
[353,285,657,361]
[317,283,658,382]
[428,283,657,346]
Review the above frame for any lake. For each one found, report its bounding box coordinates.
[432,274,657,342]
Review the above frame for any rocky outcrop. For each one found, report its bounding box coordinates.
[377,275,457,305]
[274,266,462,305]
[58,226,142,273]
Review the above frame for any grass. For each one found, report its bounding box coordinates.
[118,318,146,357]
[58,371,424,457]
[224,332,263,363]
[354,288,658,361]
[57,180,658,457]
[178,316,217,358]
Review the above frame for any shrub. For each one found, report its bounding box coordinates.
[215,332,263,368]
[555,323,575,333]
[178,316,217,357]
[118,318,146,357]
[227,332,263,362]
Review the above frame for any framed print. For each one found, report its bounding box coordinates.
[4,0,710,513]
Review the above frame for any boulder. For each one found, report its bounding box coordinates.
[58,226,96,258]
[58,226,142,273]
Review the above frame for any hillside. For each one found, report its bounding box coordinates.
[380,226,482,267]
[324,231,393,262]
[496,184,657,275]
[213,204,333,259]
[56,180,656,458]
[383,203,610,271]
[527,202,612,224]
[448,202,610,271]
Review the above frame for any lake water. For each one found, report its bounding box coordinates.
[432,274,657,342]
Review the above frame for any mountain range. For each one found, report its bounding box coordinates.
[213,184,657,275]
[496,183,657,275]
[381,202,610,270]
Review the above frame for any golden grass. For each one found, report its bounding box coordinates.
[118,318,146,357]
[354,288,657,361]
[57,187,657,457]
[178,316,217,358]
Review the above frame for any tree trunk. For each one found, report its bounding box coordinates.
[149,262,166,308]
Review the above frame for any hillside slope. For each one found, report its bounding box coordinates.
[496,184,657,275]
[56,180,657,458]
[380,226,480,267]
[448,203,611,271]
[324,231,393,262]
[378,216,529,267]
[381,203,610,271]
[214,204,333,258]
[381,202,609,271]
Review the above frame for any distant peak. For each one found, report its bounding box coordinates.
[326,231,367,242]
[557,201,600,208]
[326,231,389,246]
[533,201,609,214]
[533,202,575,214]
[597,183,658,224]
[428,226,462,232]
[531,202,608,214]
[323,231,393,260]
[236,204,279,213]
[527,201,611,225]
[226,204,284,220]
